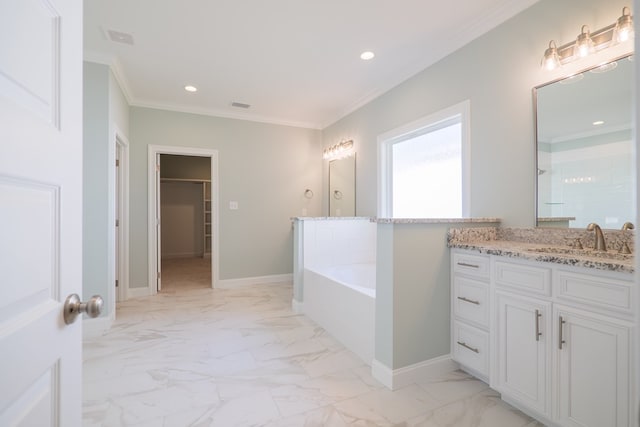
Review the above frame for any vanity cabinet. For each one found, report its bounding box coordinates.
[495,291,551,416]
[450,249,634,427]
[554,304,630,427]
[450,251,490,382]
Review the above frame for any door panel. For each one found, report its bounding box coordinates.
[496,291,551,416]
[0,0,83,425]
[555,305,630,427]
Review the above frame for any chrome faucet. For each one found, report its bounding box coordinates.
[586,223,606,251]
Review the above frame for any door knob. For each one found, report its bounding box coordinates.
[63,294,103,325]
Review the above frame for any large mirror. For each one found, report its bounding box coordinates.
[329,155,356,216]
[535,55,635,229]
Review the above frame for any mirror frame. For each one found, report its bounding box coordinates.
[533,53,633,229]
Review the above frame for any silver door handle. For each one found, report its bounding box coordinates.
[535,309,542,341]
[456,341,479,353]
[457,296,480,305]
[457,262,479,268]
[558,315,566,349]
[63,294,103,325]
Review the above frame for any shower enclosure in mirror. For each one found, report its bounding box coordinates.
[535,55,635,229]
[329,155,356,217]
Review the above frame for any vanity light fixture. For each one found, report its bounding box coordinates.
[615,6,634,42]
[323,139,354,160]
[541,41,561,71]
[541,7,633,71]
[575,25,596,58]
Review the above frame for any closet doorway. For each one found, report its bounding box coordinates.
[148,146,219,294]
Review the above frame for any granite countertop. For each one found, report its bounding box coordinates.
[451,240,634,273]
[376,217,501,224]
[448,227,635,274]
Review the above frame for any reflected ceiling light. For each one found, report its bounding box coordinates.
[360,51,375,60]
[592,120,605,126]
[575,25,595,58]
[184,85,198,92]
[615,7,634,42]
[541,6,633,71]
[541,41,561,71]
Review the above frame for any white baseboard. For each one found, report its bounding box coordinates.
[291,299,304,313]
[217,273,293,288]
[82,315,113,339]
[372,355,459,390]
[127,286,151,299]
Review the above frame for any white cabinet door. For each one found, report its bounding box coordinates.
[555,305,630,427]
[495,291,551,416]
[0,0,83,425]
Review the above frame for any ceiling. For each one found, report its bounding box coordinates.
[84,0,539,129]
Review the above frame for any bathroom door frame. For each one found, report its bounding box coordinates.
[147,145,219,293]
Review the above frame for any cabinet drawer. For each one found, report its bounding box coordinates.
[453,276,489,328]
[556,270,633,315]
[452,321,489,378]
[452,252,490,279]
[494,260,551,296]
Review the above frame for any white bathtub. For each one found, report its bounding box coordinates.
[302,263,375,364]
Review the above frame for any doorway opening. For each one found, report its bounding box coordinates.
[148,145,219,294]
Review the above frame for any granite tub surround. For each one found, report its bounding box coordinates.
[375,217,501,224]
[448,227,635,273]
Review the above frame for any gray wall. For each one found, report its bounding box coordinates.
[83,62,109,308]
[129,107,322,286]
[321,0,628,226]
[83,62,130,316]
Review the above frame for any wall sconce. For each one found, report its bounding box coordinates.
[323,139,354,160]
[541,6,633,71]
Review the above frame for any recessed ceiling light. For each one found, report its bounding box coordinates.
[184,85,198,92]
[360,51,375,60]
[593,120,604,126]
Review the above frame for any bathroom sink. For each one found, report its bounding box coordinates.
[526,246,633,262]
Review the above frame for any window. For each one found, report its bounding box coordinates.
[378,101,470,218]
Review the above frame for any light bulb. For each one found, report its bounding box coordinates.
[575,25,595,58]
[541,40,561,71]
[615,7,634,43]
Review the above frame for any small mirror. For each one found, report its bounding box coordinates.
[535,55,635,228]
[329,155,356,217]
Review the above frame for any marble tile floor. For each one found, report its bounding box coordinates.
[83,261,545,426]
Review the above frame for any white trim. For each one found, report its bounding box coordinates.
[148,145,220,295]
[377,100,471,218]
[126,286,150,299]
[115,134,130,304]
[372,355,459,390]
[107,125,130,314]
[82,316,114,339]
[217,274,293,289]
[291,299,304,313]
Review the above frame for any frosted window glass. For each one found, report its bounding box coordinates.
[392,122,462,218]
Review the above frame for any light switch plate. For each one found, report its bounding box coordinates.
[229,201,238,210]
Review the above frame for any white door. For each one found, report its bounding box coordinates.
[495,291,551,416]
[554,305,630,427]
[0,0,84,425]
[156,154,162,291]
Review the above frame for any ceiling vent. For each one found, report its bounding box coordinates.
[106,29,134,45]
[231,102,251,109]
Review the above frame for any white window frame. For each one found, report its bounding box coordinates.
[377,100,471,218]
